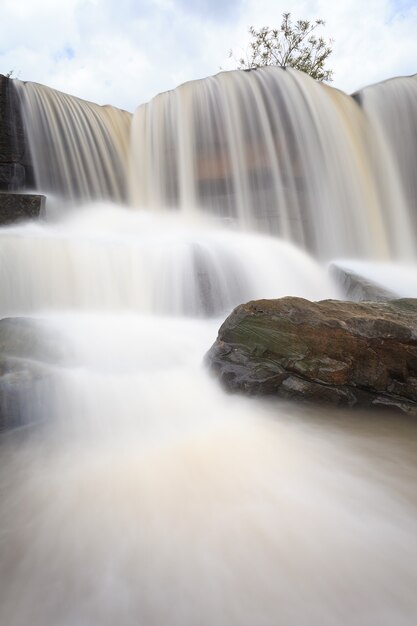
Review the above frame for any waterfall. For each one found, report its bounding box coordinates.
[15,67,417,258]
[0,69,416,626]
[0,206,335,318]
[130,67,415,259]
[357,74,417,233]
[15,81,132,203]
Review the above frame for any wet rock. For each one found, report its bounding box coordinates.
[0,74,33,191]
[0,318,69,431]
[329,263,397,301]
[0,192,45,224]
[206,297,417,415]
[0,356,54,431]
[0,163,25,191]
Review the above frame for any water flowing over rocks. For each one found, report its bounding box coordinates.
[131,68,416,260]
[206,297,417,415]
[1,67,417,626]
[15,80,132,202]
[0,318,68,431]
[329,263,397,302]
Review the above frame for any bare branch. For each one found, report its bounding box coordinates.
[233,12,334,82]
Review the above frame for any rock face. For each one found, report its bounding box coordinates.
[0,76,43,224]
[0,74,33,191]
[206,297,417,415]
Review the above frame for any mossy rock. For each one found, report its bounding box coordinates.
[206,297,417,415]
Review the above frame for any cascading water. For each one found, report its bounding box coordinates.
[0,68,416,626]
[15,81,132,203]
[357,74,417,233]
[130,67,415,259]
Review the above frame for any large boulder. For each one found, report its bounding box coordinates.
[206,297,417,415]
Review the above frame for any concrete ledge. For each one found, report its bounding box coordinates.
[0,192,45,224]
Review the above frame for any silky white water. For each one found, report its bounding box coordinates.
[0,205,416,626]
[130,68,415,259]
[15,81,132,203]
[0,205,337,317]
[1,68,417,625]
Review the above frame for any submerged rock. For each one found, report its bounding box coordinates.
[0,318,69,431]
[329,263,397,301]
[206,297,417,415]
[0,356,54,431]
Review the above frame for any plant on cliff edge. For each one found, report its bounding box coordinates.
[231,12,334,82]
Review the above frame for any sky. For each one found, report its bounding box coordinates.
[0,0,416,112]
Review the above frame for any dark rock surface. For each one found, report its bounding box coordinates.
[0,356,53,431]
[0,318,70,431]
[0,74,34,191]
[206,297,417,415]
[0,163,25,191]
[0,192,45,224]
[0,77,45,216]
[0,318,68,362]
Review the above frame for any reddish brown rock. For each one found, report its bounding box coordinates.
[206,297,417,415]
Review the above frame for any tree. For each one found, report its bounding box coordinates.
[233,12,334,82]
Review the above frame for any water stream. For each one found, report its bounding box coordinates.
[1,68,416,625]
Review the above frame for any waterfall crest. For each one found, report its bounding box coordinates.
[130,67,416,259]
[14,68,417,260]
[15,81,132,203]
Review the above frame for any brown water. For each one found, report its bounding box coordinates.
[15,81,131,203]
[1,390,416,626]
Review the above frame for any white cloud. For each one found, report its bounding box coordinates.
[0,0,416,111]
[315,0,417,92]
